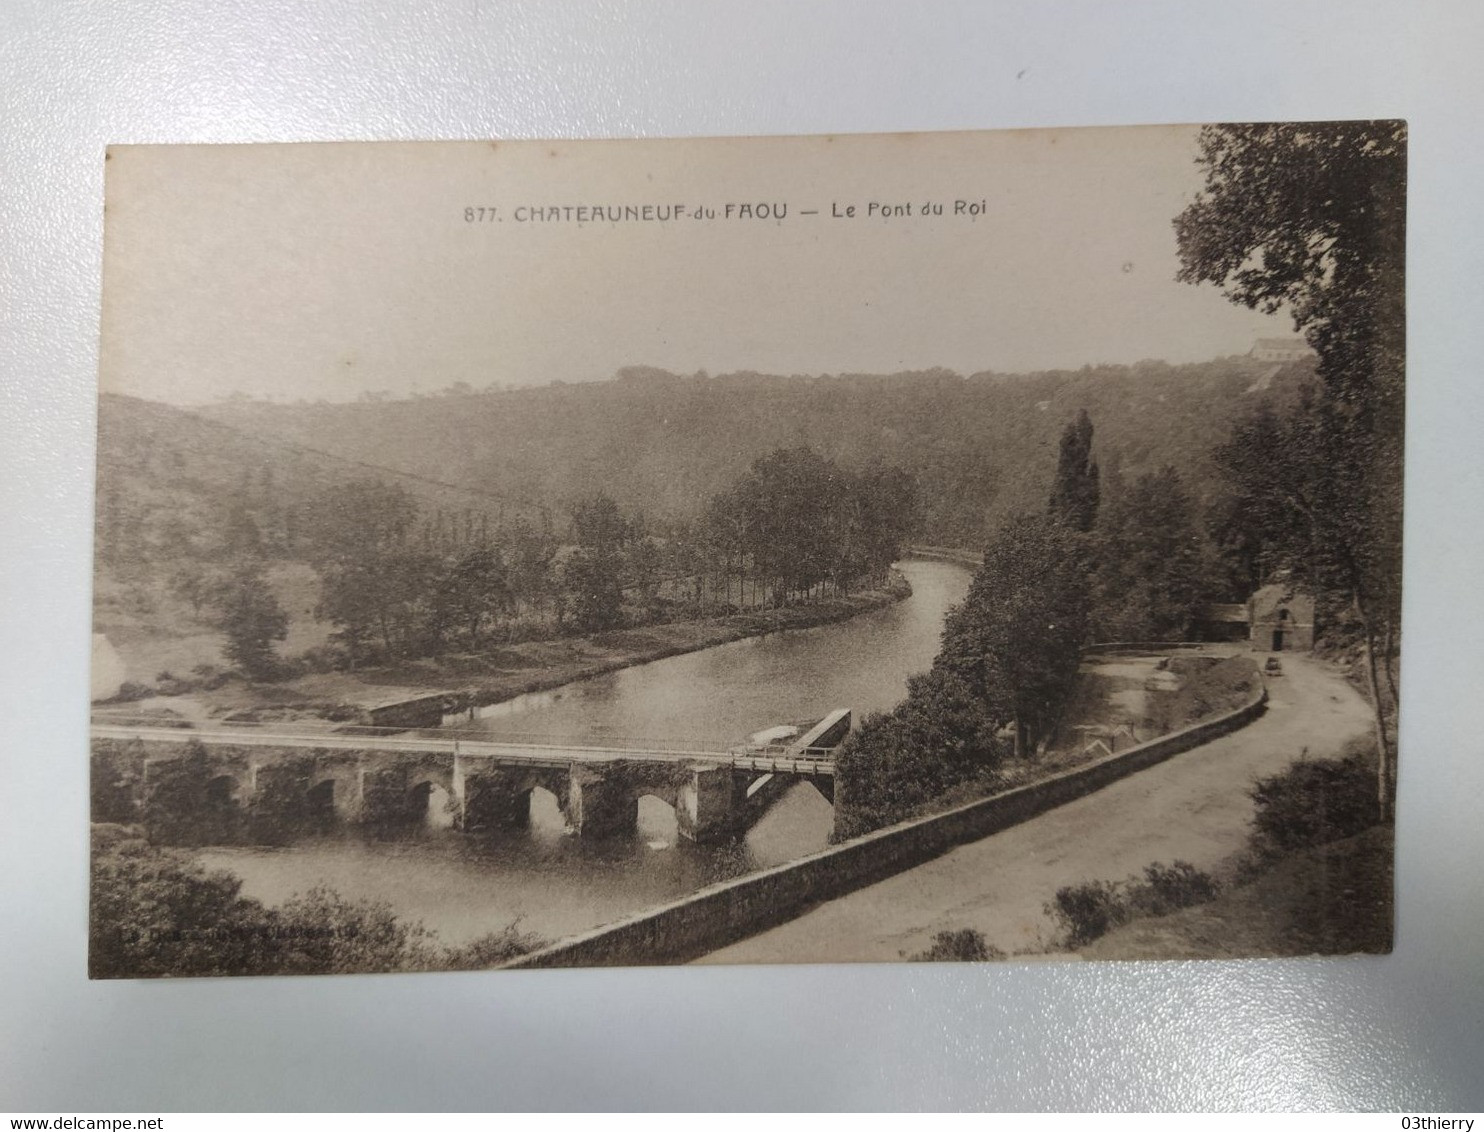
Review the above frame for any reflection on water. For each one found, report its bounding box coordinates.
[465,559,972,748]
[196,560,970,946]
[199,784,836,946]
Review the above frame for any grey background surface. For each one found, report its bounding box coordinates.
[2,0,1481,1111]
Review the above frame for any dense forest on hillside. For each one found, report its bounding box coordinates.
[194,355,1312,547]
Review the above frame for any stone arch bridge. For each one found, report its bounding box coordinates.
[90,711,847,845]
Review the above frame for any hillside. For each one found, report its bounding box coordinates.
[196,356,1313,545]
[93,394,554,691]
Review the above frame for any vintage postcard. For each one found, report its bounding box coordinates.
[90,124,1403,976]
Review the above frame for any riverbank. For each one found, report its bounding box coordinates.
[98,571,913,726]
[388,570,913,709]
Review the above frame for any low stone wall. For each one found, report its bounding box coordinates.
[506,667,1268,969]
[1084,641,1213,656]
[905,545,984,568]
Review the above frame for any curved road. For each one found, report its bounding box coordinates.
[699,651,1373,964]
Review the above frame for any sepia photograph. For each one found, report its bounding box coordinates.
[88,122,1405,977]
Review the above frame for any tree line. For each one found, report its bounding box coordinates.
[187,445,917,677]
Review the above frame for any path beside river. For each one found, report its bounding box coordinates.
[698,650,1373,964]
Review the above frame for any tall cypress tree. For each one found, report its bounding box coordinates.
[1048,409,1100,533]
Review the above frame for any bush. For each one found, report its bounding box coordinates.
[443,923,547,969]
[90,830,450,978]
[190,662,231,690]
[1128,861,1220,918]
[833,668,1004,838]
[91,745,141,824]
[1047,860,1220,948]
[1048,879,1128,947]
[297,645,344,673]
[271,886,439,975]
[910,928,1005,962]
[1250,754,1377,854]
[90,826,272,978]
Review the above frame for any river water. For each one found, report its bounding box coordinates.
[196,559,971,947]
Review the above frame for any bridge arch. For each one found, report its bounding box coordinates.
[303,766,362,824]
[635,788,681,842]
[204,772,245,807]
[528,784,566,831]
[408,777,457,829]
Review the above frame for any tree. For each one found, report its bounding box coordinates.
[1175,121,1405,819]
[834,667,1003,838]
[434,546,512,649]
[570,494,628,552]
[218,498,263,559]
[1174,122,1405,428]
[737,447,841,604]
[89,826,442,978]
[1093,467,1205,640]
[565,493,628,633]
[937,514,1090,756]
[309,480,425,663]
[855,462,919,584]
[309,479,419,566]
[1048,409,1100,532]
[506,518,558,628]
[218,566,287,679]
[169,563,227,619]
[564,546,623,633]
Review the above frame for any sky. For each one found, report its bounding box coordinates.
[99,127,1291,405]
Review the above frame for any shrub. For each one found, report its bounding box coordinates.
[89,826,271,978]
[271,887,439,975]
[1047,860,1220,948]
[90,831,447,978]
[1250,754,1376,854]
[298,644,349,673]
[190,662,231,690]
[1048,879,1128,947]
[910,928,1004,962]
[1128,861,1220,918]
[443,923,547,969]
[833,668,1003,838]
[91,744,140,824]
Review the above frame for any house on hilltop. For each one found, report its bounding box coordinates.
[1248,337,1315,363]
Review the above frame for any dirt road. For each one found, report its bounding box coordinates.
[698,652,1373,964]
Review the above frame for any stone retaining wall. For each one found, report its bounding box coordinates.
[506,663,1267,969]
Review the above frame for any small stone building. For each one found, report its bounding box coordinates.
[1191,603,1250,643]
[1248,584,1316,652]
[367,691,458,730]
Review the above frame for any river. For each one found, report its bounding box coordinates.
[196,559,972,947]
